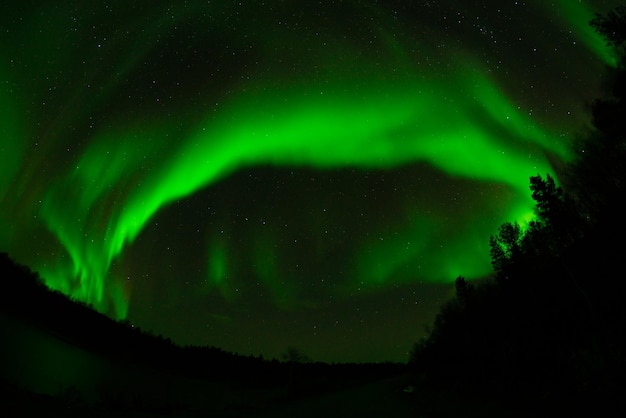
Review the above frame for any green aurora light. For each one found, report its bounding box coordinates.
[0,0,617,325]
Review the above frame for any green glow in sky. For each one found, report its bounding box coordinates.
[63,66,553,313]
[0,0,617,321]
[11,51,556,316]
[551,0,619,68]
[0,65,22,203]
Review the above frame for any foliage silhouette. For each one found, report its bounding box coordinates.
[591,6,626,65]
[409,8,626,414]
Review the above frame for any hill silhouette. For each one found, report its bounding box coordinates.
[0,251,406,415]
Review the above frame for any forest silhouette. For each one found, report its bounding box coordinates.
[2,6,626,417]
[408,6,626,415]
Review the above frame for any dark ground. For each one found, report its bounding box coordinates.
[4,373,597,418]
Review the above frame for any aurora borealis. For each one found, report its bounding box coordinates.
[0,0,621,362]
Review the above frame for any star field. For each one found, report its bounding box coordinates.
[0,0,621,362]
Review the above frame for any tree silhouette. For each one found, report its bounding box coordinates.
[411,9,626,409]
[454,276,473,308]
[281,346,311,364]
[566,9,626,234]
[489,221,523,284]
[591,6,626,64]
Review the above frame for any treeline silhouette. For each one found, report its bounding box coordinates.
[409,7,626,412]
[0,251,403,400]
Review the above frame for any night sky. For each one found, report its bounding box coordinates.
[0,0,621,363]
